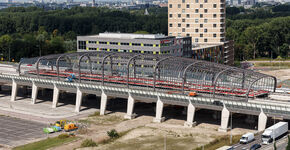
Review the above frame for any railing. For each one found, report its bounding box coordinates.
[0,74,290,117]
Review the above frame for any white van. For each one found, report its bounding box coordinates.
[240,132,255,144]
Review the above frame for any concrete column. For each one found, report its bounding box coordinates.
[218,106,230,132]
[52,84,59,108]
[184,103,196,127]
[31,82,38,104]
[153,96,165,123]
[258,110,267,132]
[75,87,83,113]
[10,79,18,102]
[124,93,136,119]
[100,90,108,115]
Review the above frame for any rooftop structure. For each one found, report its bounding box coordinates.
[77,33,192,57]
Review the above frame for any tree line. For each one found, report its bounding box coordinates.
[0,5,288,62]
[0,7,167,61]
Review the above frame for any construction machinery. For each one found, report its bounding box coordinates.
[55,120,67,129]
[64,123,78,132]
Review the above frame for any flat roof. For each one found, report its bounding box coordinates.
[81,32,168,39]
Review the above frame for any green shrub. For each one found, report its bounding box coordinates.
[107,129,119,139]
[57,133,70,139]
[81,139,97,147]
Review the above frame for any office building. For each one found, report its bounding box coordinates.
[77,33,192,57]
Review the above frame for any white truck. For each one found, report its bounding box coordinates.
[261,122,288,144]
[240,132,255,144]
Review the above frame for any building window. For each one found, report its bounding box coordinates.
[178,4,181,8]
[213,24,217,27]
[186,14,190,18]
[186,4,190,8]
[88,41,96,44]
[169,33,172,36]
[195,19,199,23]
[178,24,181,27]
[200,24,203,28]
[144,44,153,47]
[186,34,190,36]
[132,43,141,46]
[99,41,107,44]
[169,24,173,27]
[220,29,224,32]
[204,38,208,42]
[186,24,190,27]
[204,9,208,13]
[182,9,185,13]
[182,28,185,32]
[178,14,181,17]
[121,42,129,45]
[213,4,217,8]
[200,34,203,37]
[200,4,203,8]
[78,41,86,50]
[200,14,203,18]
[169,14,172,18]
[195,38,198,42]
[182,19,185,22]
[213,14,217,18]
[195,0,198,3]
[182,0,185,3]
[178,33,181,36]
[204,0,208,3]
[195,9,199,13]
[109,42,118,45]
[213,33,217,37]
[169,4,172,8]
[204,29,208,32]
[195,29,199,32]
[204,19,208,23]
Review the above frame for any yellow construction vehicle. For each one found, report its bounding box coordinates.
[64,123,78,132]
[55,120,67,129]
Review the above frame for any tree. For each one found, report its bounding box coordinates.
[36,34,46,56]
[243,26,263,59]
[0,35,12,61]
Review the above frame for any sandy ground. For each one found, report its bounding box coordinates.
[50,108,255,150]
[259,68,290,81]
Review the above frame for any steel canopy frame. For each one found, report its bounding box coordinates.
[19,51,276,101]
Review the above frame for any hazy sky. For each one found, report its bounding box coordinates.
[0,0,129,2]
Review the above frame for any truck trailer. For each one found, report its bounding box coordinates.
[261,122,288,144]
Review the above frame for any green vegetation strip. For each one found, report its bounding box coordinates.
[194,135,241,150]
[13,134,78,150]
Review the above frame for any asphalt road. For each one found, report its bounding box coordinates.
[0,115,46,146]
[232,133,289,150]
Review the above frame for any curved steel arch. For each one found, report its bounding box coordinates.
[36,57,53,78]
[212,67,233,97]
[246,75,277,99]
[181,61,202,93]
[126,54,143,88]
[153,56,175,91]
[56,54,73,81]
[78,53,92,83]
[17,61,23,76]
[101,53,114,86]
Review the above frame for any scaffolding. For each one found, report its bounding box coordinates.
[18,51,277,101]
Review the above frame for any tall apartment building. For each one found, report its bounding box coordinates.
[168,0,234,65]
[168,0,225,45]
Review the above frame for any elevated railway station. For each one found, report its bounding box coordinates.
[0,51,287,132]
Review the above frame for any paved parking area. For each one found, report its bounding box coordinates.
[0,116,46,146]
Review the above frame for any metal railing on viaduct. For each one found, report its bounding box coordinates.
[0,73,289,132]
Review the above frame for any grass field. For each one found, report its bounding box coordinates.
[13,135,78,150]
[194,135,241,150]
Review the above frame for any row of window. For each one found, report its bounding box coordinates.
[169,13,222,18]
[170,23,219,28]
[86,41,160,47]
[169,3,218,9]
[179,0,225,3]
[194,38,225,42]
[85,48,174,54]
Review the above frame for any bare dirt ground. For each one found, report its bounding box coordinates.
[50,103,255,150]
[259,68,290,81]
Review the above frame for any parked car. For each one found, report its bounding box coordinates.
[250,144,261,150]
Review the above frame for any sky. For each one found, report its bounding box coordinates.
[0,0,129,2]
